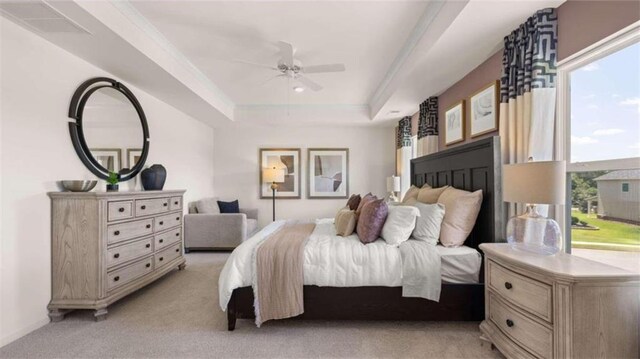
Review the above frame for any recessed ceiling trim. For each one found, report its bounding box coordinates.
[0,0,91,34]
[109,0,235,111]
[367,0,446,115]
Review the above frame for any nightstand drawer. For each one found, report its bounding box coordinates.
[489,293,553,359]
[135,198,170,216]
[108,201,133,222]
[488,260,552,321]
[155,243,182,269]
[107,237,153,269]
[155,212,182,232]
[107,256,154,292]
[107,218,154,244]
[154,228,182,251]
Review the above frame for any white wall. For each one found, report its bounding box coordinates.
[0,19,215,347]
[213,124,395,228]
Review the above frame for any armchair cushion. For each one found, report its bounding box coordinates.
[196,197,220,214]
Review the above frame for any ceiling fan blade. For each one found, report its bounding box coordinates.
[230,59,277,70]
[259,74,286,86]
[278,41,295,66]
[297,75,323,91]
[302,63,346,74]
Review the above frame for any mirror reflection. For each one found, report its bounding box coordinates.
[82,87,144,174]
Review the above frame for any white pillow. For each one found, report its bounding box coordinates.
[381,205,421,246]
[411,202,445,245]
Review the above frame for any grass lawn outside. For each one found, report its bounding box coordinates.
[571,210,640,251]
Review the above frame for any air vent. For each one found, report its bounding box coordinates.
[0,0,89,34]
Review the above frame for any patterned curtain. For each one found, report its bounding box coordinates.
[499,8,558,217]
[396,116,412,198]
[417,96,438,157]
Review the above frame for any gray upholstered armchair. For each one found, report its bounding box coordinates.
[184,198,259,251]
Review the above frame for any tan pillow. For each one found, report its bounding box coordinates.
[437,188,483,247]
[417,185,449,204]
[402,185,421,203]
[335,207,357,236]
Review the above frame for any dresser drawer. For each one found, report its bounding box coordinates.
[107,237,153,269]
[155,212,182,232]
[169,196,182,210]
[488,260,552,321]
[155,243,182,269]
[107,218,154,245]
[108,201,133,222]
[489,293,552,359]
[135,198,170,217]
[155,228,182,251]
[107,256,154,292]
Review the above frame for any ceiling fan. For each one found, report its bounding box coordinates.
[233,41,346,92]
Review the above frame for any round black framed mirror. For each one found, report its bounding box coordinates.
[68,77,150,181]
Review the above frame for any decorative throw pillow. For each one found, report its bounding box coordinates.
[356,199,389,244]
[355,193,376,217]
[335,207,357,236]
[417,185,449,204]
[217,200,240,214]
[196,197,220,214]
[402,185,422,204]
[411,202,446,245]
[346,194,362,211]
[437,188,483,247]
[381,205,421,246]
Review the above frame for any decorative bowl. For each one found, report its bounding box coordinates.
[60,180,98,192]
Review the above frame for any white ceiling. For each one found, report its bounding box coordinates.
[0,0,565,127]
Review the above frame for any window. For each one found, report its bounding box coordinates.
[558,25,640,262]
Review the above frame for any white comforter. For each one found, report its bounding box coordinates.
[218,219,478,311]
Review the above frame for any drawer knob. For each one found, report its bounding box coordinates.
[506,319,514,327]
[113,253,120,259]
[118,207,125,213]
[176,217,180,221]
[175,248,179,253]
[159,221,164,225]
[114,276,120,282]
[146,263,151,268]
[114,230,120,236]
[163,203,168,207]
[174,201,179,205]
[159,257,164,261]
[504,282,513,290]
[175,233,180,237]
[146,224,151,229]
[141,205,146,210]
[146,243,151,248]
[159,239,164,243]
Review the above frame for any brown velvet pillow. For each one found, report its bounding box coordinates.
[346,194,362,211]
[335,207,357,236]
[356,199,389,244]
[417,185,449,204]
[355,193,376,217]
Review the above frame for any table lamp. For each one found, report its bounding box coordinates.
[503,160,566,255]
[386,175,400,203]
[263,167,285,221]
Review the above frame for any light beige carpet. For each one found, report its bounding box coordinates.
[0,252,503,359]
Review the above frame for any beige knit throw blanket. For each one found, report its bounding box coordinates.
[253,221,316,327]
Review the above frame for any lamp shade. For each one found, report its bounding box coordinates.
[386,176,401,192]
[263,167,285,183]
[503,161,566,205]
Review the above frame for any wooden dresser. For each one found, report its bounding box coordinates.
[47,190,186,321]
[479,243,639,358]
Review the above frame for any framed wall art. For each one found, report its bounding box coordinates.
[259,148,301,199]
[307,148,349,199]
[470,80,499,137]
[444,101,465,145]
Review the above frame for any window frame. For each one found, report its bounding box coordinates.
[555,20,640,253]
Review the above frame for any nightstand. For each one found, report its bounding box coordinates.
[479,243,639,358]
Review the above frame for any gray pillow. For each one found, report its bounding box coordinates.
[196,197,220,214]
[411,202,445,245]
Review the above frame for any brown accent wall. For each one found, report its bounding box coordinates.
[557,0,640,61]
[437,51,502,150]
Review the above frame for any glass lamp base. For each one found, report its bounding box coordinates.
[506,205,562,255]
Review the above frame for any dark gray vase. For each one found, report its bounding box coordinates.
[141,164,167,191]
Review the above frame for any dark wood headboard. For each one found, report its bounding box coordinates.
[410,136,504,249]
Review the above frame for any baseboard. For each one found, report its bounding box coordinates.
[0,317,50,348]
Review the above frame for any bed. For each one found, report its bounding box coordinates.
[223,136,503,330]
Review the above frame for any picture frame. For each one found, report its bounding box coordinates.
[126,148,142,169]
[90,148,122,173]
[307,148,349,199]
[444,101,465,146]
[470,80,499,137]
[259,148,301,199]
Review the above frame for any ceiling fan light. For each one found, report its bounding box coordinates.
[293,86,305,93]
